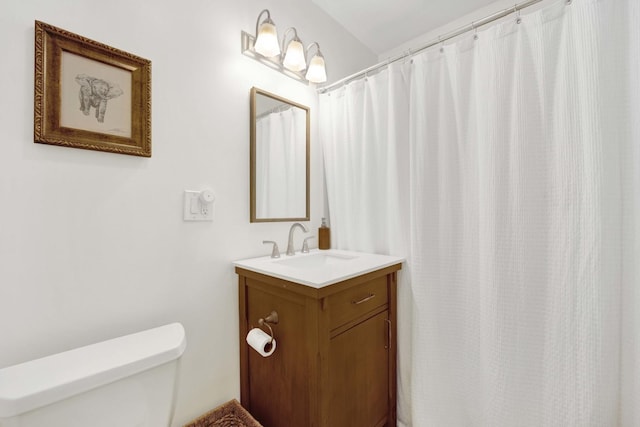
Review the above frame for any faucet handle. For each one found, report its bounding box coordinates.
[301,236,315,253]
[263,240,280,258]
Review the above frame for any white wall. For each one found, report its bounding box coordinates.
[0,0,375,424]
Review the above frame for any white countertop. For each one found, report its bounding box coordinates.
[233,249,404,288]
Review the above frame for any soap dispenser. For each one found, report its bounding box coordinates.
[318,217,331,250]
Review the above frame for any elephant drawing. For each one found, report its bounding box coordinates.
[75,74,123,123]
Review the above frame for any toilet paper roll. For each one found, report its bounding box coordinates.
[246,328,276,357]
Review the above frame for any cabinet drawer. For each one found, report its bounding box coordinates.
[328,276,388,329]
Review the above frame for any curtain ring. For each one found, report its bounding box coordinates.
[472,21,478,40]
[514,5,522,24]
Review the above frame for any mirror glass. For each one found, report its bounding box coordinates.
[250,87,310,222]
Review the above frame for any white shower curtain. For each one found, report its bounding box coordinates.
[319,63,414,424]
[319,0,640,425]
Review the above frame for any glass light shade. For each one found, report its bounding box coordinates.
[305,54,327,83]
[254,21,280,57]
[283,40,306,72]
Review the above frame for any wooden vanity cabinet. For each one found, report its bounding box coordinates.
[236,263,401,427]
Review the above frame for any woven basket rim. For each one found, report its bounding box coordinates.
[183,399,263,427]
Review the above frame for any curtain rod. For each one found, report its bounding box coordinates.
[318,0,554,94]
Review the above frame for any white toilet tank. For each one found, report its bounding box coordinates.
[0,323,186,427]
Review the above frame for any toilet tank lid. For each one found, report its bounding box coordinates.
[0,322,186,418]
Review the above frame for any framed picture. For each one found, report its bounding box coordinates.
[34,21,151,157]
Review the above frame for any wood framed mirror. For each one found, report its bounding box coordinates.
[250,87,310,222]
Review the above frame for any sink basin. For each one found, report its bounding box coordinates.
[234,249,404,288]
[275,252,358,269]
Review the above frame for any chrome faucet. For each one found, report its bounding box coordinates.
[286,222,308,256]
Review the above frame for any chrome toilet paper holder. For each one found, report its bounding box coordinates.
[257,311,279,343]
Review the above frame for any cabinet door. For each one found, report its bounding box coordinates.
[245,283,313,427]
[328,311,390,427]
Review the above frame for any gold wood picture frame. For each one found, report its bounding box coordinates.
[34,21,151,157]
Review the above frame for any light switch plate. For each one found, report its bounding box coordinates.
[184,190,214,221]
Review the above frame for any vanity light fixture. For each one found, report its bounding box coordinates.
[241,10,328,85]
[253,10,280,58]
[281,28,306,72]
[305,42,327,84]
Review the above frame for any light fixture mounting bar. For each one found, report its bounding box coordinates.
[241,31,309,85]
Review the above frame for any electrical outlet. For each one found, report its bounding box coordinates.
[184,190,214,221]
